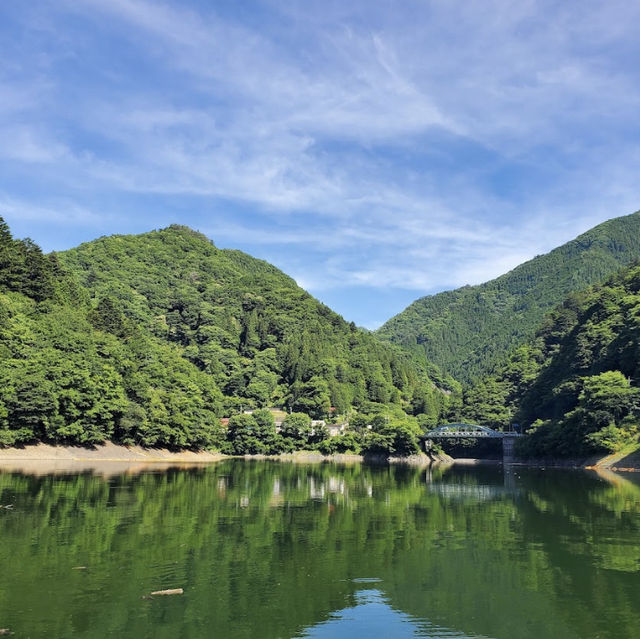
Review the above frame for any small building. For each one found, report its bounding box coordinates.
[327,423,347,437]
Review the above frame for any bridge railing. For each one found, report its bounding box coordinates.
[425,430,501,438]
[422,424,521,439]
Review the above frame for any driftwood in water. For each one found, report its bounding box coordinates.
[150,588,184,596]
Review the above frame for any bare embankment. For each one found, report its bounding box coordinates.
[0,442,224,476]
[267,451,451,465]
[5,441,637,475]
[587,443,640,472]
[0,444,450,476]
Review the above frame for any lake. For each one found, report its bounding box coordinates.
[0,460,639,638]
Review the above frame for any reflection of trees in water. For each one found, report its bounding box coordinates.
[498,468,640,638]
[0,462,638,639]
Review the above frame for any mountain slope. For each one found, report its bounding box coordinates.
[377,210,640,382]
[459,262,640,457]
[0,220,225,448]
[59,225,455,420]
[0,220,456,449]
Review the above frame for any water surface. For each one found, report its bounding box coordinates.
[0,461,639,638]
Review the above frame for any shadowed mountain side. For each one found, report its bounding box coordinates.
[377,210,640,382]
[457,263,640,457]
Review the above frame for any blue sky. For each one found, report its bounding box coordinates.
[1,1,640,328]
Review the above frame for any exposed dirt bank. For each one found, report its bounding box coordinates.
[586,443,640,472]
[0,444,451,475]
[0,442,224,476]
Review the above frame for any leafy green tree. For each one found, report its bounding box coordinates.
[289,376,331,419]
[226,414,265,455]
[251,408,281,453]
[317,431,362,455]
[89,296,131,337]
[245,371,278,407]
[280,413,312,446]
[4,372,57,440]
[308,422,330,448]
[361,431,395,456]
[585,421,638,453]
[461,378,511,429]
[387,420,421,456]
[579,371,639,421]
[349,414,370,433]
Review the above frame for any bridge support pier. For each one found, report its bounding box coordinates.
[502,435,518,464]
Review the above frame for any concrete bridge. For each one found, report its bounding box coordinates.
[421,423,521,462]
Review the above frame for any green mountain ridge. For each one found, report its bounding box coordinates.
[377,209,640,383]
[0,219,455,451]
[459,261,640,457]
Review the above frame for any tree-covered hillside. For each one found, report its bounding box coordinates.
[60,225,455,418]
[377,210,640,383]
[0,220,225,448]
[458,262,640,457]
[0,218,457,451]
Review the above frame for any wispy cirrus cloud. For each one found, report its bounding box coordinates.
[0,195,111,226]
[1,0,639,325]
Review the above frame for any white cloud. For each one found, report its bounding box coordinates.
[2,0,640,323]
[0,195,112,226]
[0,125,70,163]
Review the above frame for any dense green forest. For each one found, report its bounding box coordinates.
[6,212,640,459]
[458,262,640,457]
[377,210,640,383]
[0,218,457,453]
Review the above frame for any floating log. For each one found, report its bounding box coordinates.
[150,588,184,596]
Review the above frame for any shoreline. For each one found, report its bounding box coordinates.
[449,453,640,472]
[0,443,450,476]
[0,442,638,474]
[0,441,225,463]
[0,444,444,465]
[0,442,225,476]
[259,451,451,466]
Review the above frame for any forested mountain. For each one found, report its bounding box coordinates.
[0,221,226,448]
[459,262,640,457]
[0,218,456,451]
[377,210,640,382]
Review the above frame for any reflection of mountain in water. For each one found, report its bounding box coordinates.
[0,461,638,639]
[296,589,490,639]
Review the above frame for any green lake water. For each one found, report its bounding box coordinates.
[0,460,639,638]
